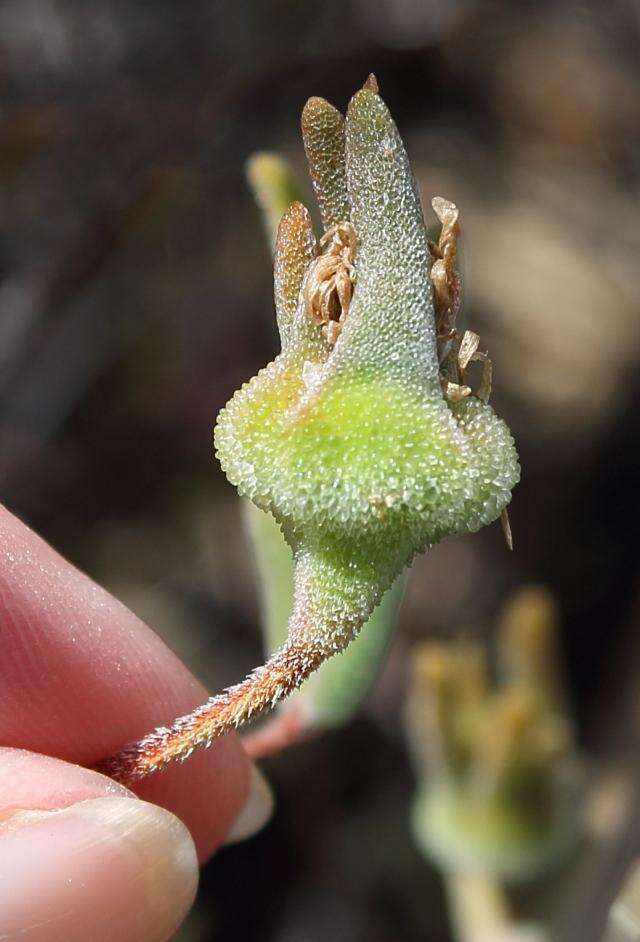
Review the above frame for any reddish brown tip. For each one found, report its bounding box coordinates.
[363,73,379,93]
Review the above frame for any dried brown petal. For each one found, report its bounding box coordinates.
[458,330,481,372]
[477,356,493,403]
[443,381,472,403]
[303,221,358,345]
[500,508,513,551]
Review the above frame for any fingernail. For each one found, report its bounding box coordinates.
[224,764,274,845]
[0,796,198,942]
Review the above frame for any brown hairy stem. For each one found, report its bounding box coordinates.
[96,547,361,785]
[95,637,331,784]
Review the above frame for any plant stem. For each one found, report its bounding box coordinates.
[242,706,313,761]
[446,871,511,942]
[96,636,329,783]
[444,870,546,942]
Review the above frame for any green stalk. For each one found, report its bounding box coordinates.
[445,870,546,942]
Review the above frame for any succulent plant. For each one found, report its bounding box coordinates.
[406,588,580,941]
[99,75,519,784]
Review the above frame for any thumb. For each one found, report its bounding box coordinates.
[0,795,198,942]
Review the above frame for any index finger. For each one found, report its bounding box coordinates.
[0,503,254,859]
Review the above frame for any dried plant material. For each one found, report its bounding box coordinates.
[303,220,358,345]
[430,203,495,408]
[458,330,480,370]
[443,380,472,403]
[500,507,513,551]
[430,196,461,342]
[477,354,493,403]
[458,331,493,403]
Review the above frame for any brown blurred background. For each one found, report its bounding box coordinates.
[1,1,639,939]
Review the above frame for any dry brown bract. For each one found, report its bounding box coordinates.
[429,197,492,405]
[429,197,512,548]
[430,196,462,346]
[304,221,358,346]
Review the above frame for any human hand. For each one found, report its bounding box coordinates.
[0,503,273,941]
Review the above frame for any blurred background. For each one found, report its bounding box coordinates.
[1,1,640,939]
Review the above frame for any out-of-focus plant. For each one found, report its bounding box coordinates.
[98,75,519,785]
[246,152,306,251]
[406,587,580,941]
[603,862,640,942]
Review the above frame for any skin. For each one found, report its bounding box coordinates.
[0,502,260,941]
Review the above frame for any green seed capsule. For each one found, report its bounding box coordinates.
[100,78,520,784]
[215,83,519,655]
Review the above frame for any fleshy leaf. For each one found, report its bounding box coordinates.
[301,96,350,229]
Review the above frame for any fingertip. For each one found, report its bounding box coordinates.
[0,796,198,942]
[0,503,272,866]
[0,748,135,814]
[223,763,274,845]
[131,732,258,862]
